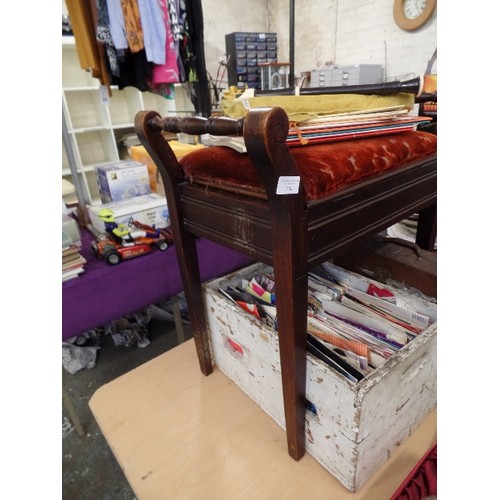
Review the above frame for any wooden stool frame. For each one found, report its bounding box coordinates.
[135,105,437,461]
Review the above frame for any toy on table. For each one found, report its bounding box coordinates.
[91,208,173,265]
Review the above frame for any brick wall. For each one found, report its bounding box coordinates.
[202,0,437,88]
[202,2,269,86]
[333,0,437,80]
[274,0,436,80]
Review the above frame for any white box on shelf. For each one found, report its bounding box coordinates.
[203,262,437,492]
[94,160,151,203]
[62,213,81,247]
[87,193,170,233]
[333,64,383,86]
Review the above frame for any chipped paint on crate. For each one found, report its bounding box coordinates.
[203,263,436,492]
[259,331,270,343]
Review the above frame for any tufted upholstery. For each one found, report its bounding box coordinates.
[180,131,437,201]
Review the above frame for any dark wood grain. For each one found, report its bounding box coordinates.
[135,103,437,462]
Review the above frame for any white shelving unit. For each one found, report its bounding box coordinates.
[62,36,194,205]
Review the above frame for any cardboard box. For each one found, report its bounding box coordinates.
[62,213,81,247]
[129,142,206,197]
[203,263,437,492]
[94,160,151,203]
[87,193,170,233]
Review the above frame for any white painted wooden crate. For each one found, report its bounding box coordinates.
[203,263,437,492]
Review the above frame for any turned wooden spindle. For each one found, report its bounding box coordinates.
[150,115,244,137]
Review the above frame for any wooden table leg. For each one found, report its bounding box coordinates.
[416,203,437,251]
[62,383,85,438]
[274,263,308,460]
[172,233,213,376]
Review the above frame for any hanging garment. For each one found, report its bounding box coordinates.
[177,0,192,83]
[114,49,152,92]
[120,0,144,52]
[182,0,211,116]
[95,0,120,77]
[65,0,111,91]
[166,0,186,82]
[66,0,109,86]
[149,83,176,100]
[167,0,183,42]
[106,0,128,50]
[137,0,167,65]
[151,0,179,84]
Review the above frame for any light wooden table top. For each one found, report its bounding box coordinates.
[90,339,436,500]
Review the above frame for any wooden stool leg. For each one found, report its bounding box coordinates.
[416,203,437,251]
[134,111,213,376]
[171,294,185,345]
[274,263,308,460]
[173,234,213,376]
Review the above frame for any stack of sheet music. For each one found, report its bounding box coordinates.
[201,134,247,153]
[287,107,431,146]
[218,262,436,383]
[203,106,431,153]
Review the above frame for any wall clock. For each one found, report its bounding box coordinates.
[393,0,437,31]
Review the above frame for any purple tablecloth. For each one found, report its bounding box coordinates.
[62,229,253,341]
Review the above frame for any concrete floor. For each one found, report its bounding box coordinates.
[62,317,191,500]
[61,237,436,499]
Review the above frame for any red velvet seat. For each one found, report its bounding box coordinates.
[180,131,436,201]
